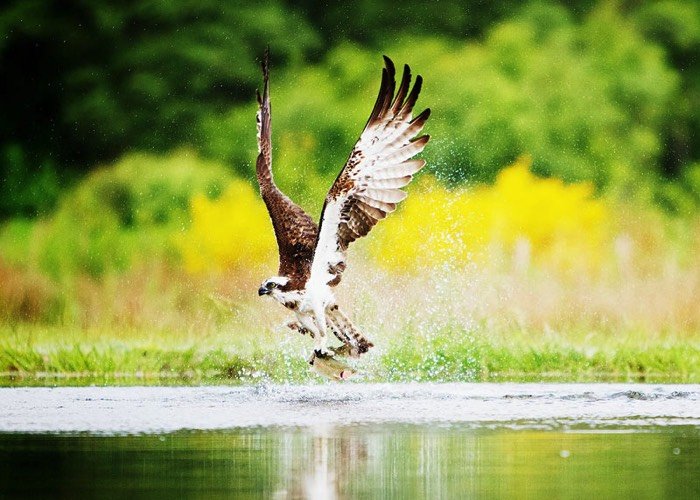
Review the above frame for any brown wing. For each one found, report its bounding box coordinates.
[256,49,318,289]
[309,56,430,288]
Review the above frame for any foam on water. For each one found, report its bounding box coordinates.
[1,383,698,434]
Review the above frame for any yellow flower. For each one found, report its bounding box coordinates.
[179,180,275,273]
[371,156,610,274]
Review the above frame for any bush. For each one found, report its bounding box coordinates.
[0,260,61,323]
[31,149,234,280]
[178,179,276,273]
[0,144,61,218]
[370,156,610,275]
[200,3,685,209]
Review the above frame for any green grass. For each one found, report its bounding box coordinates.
[1,324,698,386]
[380,331,699,383]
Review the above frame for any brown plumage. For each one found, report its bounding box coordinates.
[256,49,318,290]
[317,55,430,286]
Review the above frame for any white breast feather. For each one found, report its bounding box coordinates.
[309,199,344,290]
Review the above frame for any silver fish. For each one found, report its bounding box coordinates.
[308,350,358,380]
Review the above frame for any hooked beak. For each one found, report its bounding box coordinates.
[258,286,269,296]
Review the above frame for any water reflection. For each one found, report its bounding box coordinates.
[0,424,698,498]
[273,425,369,499]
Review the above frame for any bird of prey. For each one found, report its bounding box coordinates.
[256,51,430,359]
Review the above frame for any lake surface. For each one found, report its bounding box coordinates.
[1,383,698,498]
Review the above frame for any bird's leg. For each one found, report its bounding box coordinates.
[287,320,313,338]
[311,303,331,357]
[313,328,330,357]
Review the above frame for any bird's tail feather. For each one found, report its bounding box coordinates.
[326,306,373,358]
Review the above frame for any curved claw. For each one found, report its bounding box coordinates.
[314,348,332,359]
[307,348,332,365]
[287,321,312,337]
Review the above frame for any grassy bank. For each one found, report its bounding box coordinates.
[2,155,698,386]
[2,324,697,386]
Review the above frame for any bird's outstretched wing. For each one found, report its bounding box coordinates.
[309,56,430,288]
[256,50,318,289]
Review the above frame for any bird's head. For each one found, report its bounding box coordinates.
[258,276,290,297]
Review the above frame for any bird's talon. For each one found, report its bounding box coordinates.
[314,348,332,359]
[287,321,311,337]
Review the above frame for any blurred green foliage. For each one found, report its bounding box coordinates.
[203,3,698,216]
[0,145,60,217]
[0,0,698,217]
[31,149,233,280]
[0,0,319,216]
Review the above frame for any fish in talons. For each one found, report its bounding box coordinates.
[308,347,359,381]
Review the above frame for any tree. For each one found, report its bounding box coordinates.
[0,0,319,215]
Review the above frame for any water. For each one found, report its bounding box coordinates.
[1,383,699,498]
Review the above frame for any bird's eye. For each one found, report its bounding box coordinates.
[269,282,277,289]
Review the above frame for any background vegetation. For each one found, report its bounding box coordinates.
[0,0,698,383]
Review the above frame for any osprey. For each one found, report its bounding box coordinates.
[256,52,430,359]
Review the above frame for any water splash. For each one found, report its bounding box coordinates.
[1,383,698,434]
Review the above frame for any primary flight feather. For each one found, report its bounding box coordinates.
[256,51,430,359]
